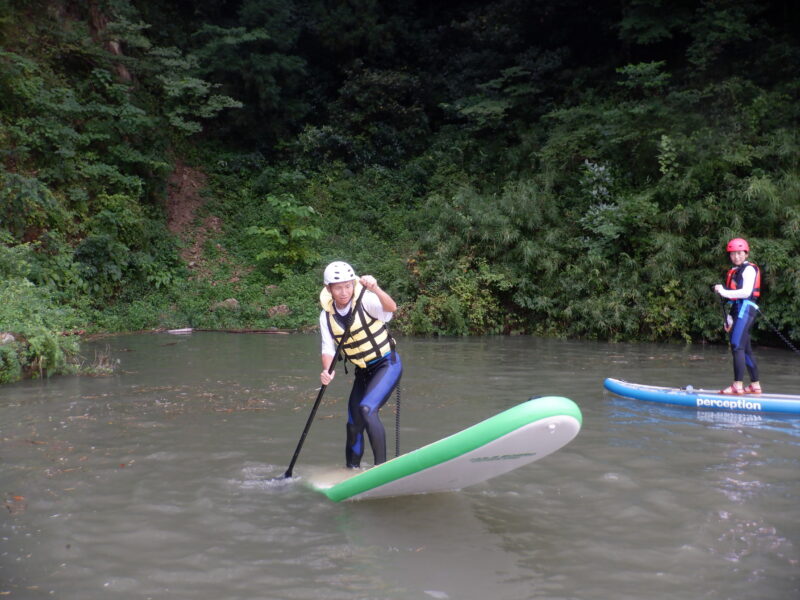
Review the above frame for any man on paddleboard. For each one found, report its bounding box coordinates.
[713,238,762,395]
[319,261,402,468]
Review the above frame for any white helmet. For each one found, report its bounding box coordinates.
[323,261,357,285]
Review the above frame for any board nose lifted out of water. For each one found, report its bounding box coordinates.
[306,396,582,502]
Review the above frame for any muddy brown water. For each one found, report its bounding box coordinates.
[1,333,798,599]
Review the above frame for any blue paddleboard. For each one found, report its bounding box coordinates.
[604,377,800,415]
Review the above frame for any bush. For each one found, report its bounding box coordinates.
[0,278,82,381]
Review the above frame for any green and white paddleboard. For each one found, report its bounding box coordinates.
[309,396,582,502]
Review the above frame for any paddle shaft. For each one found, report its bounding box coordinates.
[282,285,366,479]
[717,293,800,357]
[754,306,800,357]
[719,297,729,328]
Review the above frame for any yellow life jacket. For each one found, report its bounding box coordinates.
[320,283,393,368]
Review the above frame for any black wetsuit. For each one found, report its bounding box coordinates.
[345,351,403,468]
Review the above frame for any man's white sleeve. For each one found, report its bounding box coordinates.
[320,311,335,355]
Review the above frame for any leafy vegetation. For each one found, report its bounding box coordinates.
[1,0,799,383]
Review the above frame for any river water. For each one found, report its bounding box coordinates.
[1,333,798,600]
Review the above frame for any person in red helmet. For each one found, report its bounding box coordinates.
[713,238,762,394]
[318,261,402,468]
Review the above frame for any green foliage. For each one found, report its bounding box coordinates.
[616,61,671,93]
[246,194,323,278]
[683,1,765,72]
[618,0,692,45]
[401,259,512,336]
[298,66,430,167]
[147,47,243,135]
[643,279,693,343]
[0,49,154,199]
[0,170,69,238]
[73,194,181,299]
[256,270,323,329]
[190,4,308,143]
[0,230,87,302]
[0,343,22,384]
[0,230,34,278]
[0,278,82,381]
[448,51,566,134]
[2,0,800,370]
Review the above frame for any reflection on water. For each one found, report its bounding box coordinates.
[1,333,798,599]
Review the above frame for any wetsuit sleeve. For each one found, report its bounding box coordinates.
[320,310,336,355]
[718,265,756,300]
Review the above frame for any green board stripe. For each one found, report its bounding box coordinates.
[319,396,581,502]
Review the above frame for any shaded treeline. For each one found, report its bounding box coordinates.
[1,0,799,382]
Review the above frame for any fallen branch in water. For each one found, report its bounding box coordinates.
[179,328,293,334]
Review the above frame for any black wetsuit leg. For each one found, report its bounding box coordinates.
[730,303,759,382]
[345,352,403,468]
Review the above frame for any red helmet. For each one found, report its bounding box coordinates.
[726,238,749,252]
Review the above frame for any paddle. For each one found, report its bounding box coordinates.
[753,306,800,358]
[719,297,730,330]
[279,285,367,480]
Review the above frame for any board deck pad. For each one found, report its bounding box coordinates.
[604,377,800,415]
[308,396,582,502]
